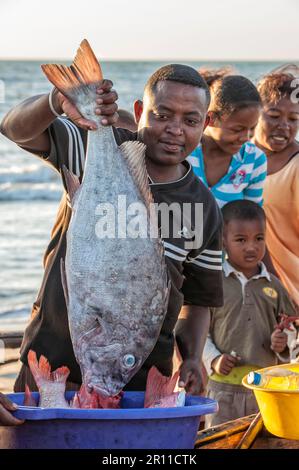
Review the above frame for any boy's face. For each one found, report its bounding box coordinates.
[223,218,266,274]
[134,80,208,167]
[254,97,299,152]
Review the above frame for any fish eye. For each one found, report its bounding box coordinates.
[123,354,136,369]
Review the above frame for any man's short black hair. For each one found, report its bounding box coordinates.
[144,64,211,108]
[222,200,266,227]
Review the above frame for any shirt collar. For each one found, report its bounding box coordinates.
[148,160,191,185]
[223,259,271,282]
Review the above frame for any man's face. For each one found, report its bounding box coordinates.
[135,81,208,167]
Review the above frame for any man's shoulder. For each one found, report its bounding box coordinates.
[113,127,138,145]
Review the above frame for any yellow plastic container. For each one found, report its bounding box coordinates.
[242,363,299,440]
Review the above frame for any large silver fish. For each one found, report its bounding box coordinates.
[41,40,169,397]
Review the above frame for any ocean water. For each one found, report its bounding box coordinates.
[0,59,285,332]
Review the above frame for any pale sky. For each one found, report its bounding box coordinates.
[0,0,298,60]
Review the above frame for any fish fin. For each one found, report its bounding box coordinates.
[41,39,103,103]
[52,366,70,383]
[62,165,81,207]
[97,391,123,409]
[71,384,99,409]
[120,140,167,262]
[27,350,48,388]
[144,366,180,408]
[119,141,152,210]
[60,258,69,307]
[24,384,38,407]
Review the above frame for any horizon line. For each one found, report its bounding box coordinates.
[0,56,298,63]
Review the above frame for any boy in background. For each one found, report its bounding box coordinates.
[203,200,297,427]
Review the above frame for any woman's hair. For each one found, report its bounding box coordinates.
[257,71,297,105]
[198,67,261,118]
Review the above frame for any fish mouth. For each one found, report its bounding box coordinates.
[87,383,110,397]
[88,380,122,397]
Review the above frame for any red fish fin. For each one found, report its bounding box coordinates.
[37,354,51,379]
[144,366,180,408]
[62,164,81,207]
[52,366,70,383]
[41,39,103,101]
[97,391,123,409]
[27,350,49,388]
[24,384,38,407]
[71,385,123,409]
[71,385,98,409]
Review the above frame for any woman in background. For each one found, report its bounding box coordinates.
[254,68,299,307]
[189,69,267,208]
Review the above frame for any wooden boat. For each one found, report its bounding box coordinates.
[195,413,299,449]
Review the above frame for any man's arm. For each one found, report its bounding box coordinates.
[175,305,210,394]
[0,82,118,153]
[0,94,54,153]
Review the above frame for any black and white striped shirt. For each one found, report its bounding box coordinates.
[20,117,223,387]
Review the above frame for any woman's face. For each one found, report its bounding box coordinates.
[254,96,299,152]
[207,106,260,155]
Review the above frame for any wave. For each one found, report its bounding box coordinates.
[0,305,30,319]
[0,305,30,333]
[0,182,62,201]
[0,164,59,184]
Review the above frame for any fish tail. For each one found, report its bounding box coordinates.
[28,349,70,387]
[41,39,103,103]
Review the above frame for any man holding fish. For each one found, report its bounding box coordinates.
[0,41,223,422]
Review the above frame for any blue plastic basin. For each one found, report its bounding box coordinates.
[0,391,218,449]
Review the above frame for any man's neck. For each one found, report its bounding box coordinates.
[146,160,187,183]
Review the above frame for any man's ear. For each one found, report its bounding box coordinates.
[203,113,210,131]
[134,99,143,124]
[206,111,217,127]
